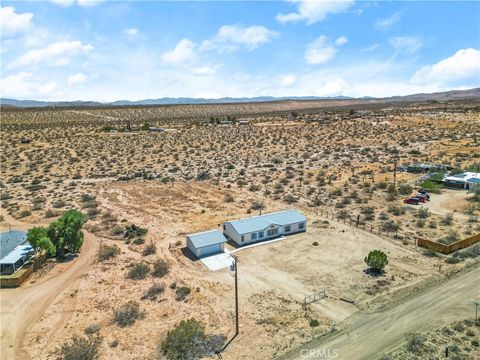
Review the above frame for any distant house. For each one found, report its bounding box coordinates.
[443,172,480,190]
[238,119,249,125]
[223,210,307,246]
[186,230,227,258]
[399,163,450,173]
[0,230,33,275]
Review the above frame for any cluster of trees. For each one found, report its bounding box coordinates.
[27,209,86,258]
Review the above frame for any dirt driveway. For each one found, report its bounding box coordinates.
[0,231,98,360]
[279,264,480,360]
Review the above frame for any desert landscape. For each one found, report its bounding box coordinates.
[1,96,479,360]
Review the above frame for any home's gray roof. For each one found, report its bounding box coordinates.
[0,230,28,260]
[187,230,227,249]
[226,210,307,235]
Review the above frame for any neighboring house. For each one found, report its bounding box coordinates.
[186,230,228,258]
[443,172,480,190]
[0,230,33,275]
[223,210,307,246]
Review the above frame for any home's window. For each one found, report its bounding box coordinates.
[258,231,264,238]
[299,222,305,229]
[241,235,244,242]
[223,224,226,231]
[251,233,257,240]
[285,225,291,232]
[267,228,278,236]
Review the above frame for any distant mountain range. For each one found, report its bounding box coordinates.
[1,88,478,108]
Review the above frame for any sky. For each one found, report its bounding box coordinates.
[0,0,479,101]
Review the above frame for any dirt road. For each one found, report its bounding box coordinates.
[279,264,480,360]
[0,231,98,360]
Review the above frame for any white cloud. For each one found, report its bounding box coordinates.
[390,36,423,54]
[49,0,75,6]
[375,12,401,30]
[411,48,480,87]
[314,78,350,96]
[362,43,379,52]
[276,0,355,25]
[68,72,88,86]
[161,39,196,64]
[49,0,105,7]
[7,41,93,69]
[190,66,217,76]
[279,74,296,87]
[0,72,57,98]
[305,35,347,65]
[0,6,33,37]
[123,28,139,36]
[335,36,348,46]
[202,24,279,52]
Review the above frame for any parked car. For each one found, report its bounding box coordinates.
[417,189,430,199]
[404,197,420,205]
[416,193,429,201]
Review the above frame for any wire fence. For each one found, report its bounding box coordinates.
[317,209,412,243]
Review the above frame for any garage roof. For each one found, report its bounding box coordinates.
[225,209,307,235]
[187,230,227,249]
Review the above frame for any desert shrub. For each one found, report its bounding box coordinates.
[132,238,145,245]
[152,258,169,278]
[250,201,264,211]
[142,283,165,301]
[113,301,142,327]
[422,249,439,258]
[160,318,225,360]
[364,250,388,273]
[387,205,405,216]
[405,332,425,352]
[446,256,461,264]
[45,209,56,218]
[170,282,177,289]
[52,200,66,208]
[223,194,234,203]
[142,242,157,256]
[175,286,191,301]
[125,224,147,238]
[312,241,319,246]
[97,244,120,261]
[441,213,454,225]
[58,334,102,360]
[438,230,459,245]
[309,319,319,327]
[84,324,100,335]
[416,207,430,219]
[382,220,399,232]
[398,183,413,196]
[127,262,150,280]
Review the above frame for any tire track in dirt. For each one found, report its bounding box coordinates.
[0,231,98,360]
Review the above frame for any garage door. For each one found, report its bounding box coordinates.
[198,243,221,257]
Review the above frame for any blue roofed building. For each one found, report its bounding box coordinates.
[0,230,34,275]
[223,209,307,246]
[443,172,480,190]
[186,230,228,258]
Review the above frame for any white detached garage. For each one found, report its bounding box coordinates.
[186,230,227,258]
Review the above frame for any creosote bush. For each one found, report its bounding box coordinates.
[152,258,169,278]
[58,334,102,360]
[113,301,142,327]
[127,261,150,280]
[97,243,120,261]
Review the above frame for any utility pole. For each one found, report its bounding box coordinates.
[393,159,397,188]
[475,300,480,325]
[231,255,239,336]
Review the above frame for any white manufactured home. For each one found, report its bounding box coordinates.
[186,230,227,258]
[223,210,307,246]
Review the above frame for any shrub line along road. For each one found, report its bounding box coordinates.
[278,263,480,360]
[0,231,98,360]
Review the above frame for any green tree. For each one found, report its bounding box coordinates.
[364,250,388,273]
[47,209,86,258]
[27,226,56,256]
